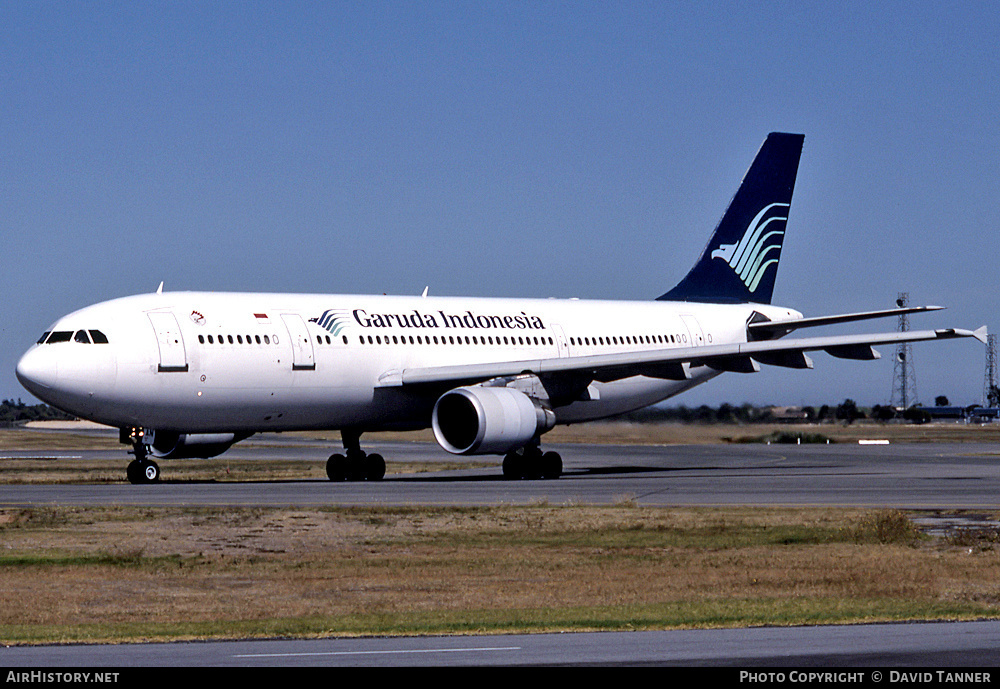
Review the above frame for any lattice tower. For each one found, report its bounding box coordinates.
[984,334,998,407]
[891,292,918,409]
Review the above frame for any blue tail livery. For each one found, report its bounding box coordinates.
[659,132,805,304]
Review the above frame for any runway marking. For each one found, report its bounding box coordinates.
[0,455,83,460]
[233,645,521,659]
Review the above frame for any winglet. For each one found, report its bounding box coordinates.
[974,326,989,344]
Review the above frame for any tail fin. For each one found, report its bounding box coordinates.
[658,132,804,304]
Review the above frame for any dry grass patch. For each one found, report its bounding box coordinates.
[1,505,999,643]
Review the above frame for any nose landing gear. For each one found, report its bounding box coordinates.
[121,426,160,484]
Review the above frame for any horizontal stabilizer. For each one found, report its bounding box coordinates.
[749,306,945,338]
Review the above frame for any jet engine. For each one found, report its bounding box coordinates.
[146,431,239,459]
[432,386,555,455]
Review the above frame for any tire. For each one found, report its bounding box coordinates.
[541,451,562,479]
[365,453,386,481]
[326,454,348,481]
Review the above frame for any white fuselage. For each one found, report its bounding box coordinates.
[16,291,801,434]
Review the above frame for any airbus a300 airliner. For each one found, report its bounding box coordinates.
[16,133,986,484]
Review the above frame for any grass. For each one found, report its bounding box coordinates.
[1,505,998,645]
[2,423,999,645]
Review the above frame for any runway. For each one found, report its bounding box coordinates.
[4,621,1000,667]
[2,437,999,667]
[2,439,1000,509]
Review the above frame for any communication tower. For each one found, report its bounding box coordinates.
[984,334,998,407]
[891,292,918,409]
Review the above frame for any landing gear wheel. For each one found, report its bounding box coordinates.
[326,451,386,481]
[503,448,561,480]
[365,453,386,481]
[326,454,348,481]
[127,458,160,484]
[143,459,160,483]
[541,451,562,479]
[502,451,524,480]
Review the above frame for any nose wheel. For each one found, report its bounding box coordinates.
[126,458,161,484]
[122,426,160,484]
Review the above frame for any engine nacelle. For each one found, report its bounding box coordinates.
[147,431,238,459]
[432,386,555,455]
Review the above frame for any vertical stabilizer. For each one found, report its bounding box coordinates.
[658,132,804,304]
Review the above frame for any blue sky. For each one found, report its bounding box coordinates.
[2,2,998,408]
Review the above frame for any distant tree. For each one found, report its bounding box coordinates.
[0,399,73,425]
[835,399,863,425]
[903,406,932,424]
[871,404,896,422]
[715,403,736,424]
[935,395,950,407]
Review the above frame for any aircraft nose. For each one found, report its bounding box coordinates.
[15,346,58,396]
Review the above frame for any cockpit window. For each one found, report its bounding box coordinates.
[39,329,109,344]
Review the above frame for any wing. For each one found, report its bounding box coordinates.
[384,326,987,389]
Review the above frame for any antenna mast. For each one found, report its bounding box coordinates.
[985,334,998,407]
[891,292,918,409]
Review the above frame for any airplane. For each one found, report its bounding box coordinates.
[15,132,987,484]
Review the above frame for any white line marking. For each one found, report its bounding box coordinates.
[0,456,83,460]
[234,645,520,659]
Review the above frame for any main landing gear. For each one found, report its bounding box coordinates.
[502,444,562,480]
[326,430,386,482]
[122,427,160,484]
